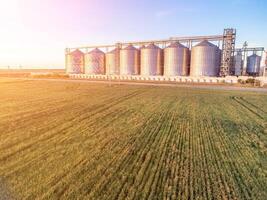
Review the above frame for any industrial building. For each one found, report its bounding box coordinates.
[65,29,266,79]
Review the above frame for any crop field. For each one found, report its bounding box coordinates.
[0,78,266,200]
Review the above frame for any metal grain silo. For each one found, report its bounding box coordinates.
[164,42,190,76]
[84,48,105,74]
[105,48,120,75]
[141,44,163,76]
[190,40,221,77]
[234,50,242,76]
[65,49,84,74]
[247,54,261,75]
[120,45,140,75]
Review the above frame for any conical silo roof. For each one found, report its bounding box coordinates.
[139,45,145,50]
[123,45,137,50]
[107,47,120,54]
[145,43,160,49]
[166,42,187,48]
[88,48,104,54]
[70,49,84,55]
[195,40,218,47]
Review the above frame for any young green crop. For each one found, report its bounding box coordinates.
[0,78,266,199]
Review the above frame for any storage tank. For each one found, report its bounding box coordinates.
[141,43,163,76]
[247,54,261,75]
[105,48,120,75]
[120,45,140,75]
[260,51,266,76]
[190,40,221,77]
[164,42,190,76]
[84,48,105,74]
[234,50,243,76]
[65,49,84,74]
[260,51,266,67]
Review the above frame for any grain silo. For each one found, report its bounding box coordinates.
[247,54,261,75]
[105,48,120,75]
[141,43,163,76]
[190,40,221,77]
[233,50,242,76]
[84,48,105,74]
[164,42,190,76]
[120,45,140,75]
[65,49,84,74]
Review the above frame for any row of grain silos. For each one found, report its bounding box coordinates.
[66,40,221,77]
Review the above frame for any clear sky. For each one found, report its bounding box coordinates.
[0,0,266,68]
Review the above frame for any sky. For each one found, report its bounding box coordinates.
[0,0,266,69]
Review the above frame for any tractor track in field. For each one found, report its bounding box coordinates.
[239,97,267,114]
[231,96,266,120]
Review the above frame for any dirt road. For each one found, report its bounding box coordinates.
[1,77,267,93]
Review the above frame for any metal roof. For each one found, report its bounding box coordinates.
[195,40,218,47]
[166,42,187,48]
[70,49,84,55]
[145,43,160,49]
[123,45,137,50]
[88,48,104,54]
[107,47,120,54]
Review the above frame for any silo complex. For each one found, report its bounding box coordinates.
[190,40,221,77]
[141,44,163,76]
[84,48,105,74]
[164,42,190,76]
[65,49,84,74]
[106,48,120,75]
[120,45,140,75]
[247,54,261,75]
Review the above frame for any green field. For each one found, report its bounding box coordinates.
[0,78,266,200]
